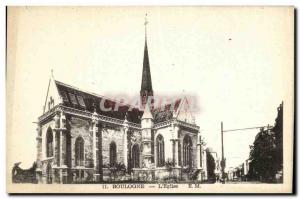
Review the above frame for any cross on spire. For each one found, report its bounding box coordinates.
[144,13,148,40]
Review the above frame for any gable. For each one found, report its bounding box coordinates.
[174,96,195,124]
[43,76,62,113]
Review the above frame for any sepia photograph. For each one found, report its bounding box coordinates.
[6,6,294,194]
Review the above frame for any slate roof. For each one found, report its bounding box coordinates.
[152,99,182,123]
[55,80,181,125]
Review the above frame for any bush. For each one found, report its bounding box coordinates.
[105,162,127,182]
[165,159,175,172]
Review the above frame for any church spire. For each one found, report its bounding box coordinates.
[140,14,153,108]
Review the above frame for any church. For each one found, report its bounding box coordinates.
[35,19,207,184]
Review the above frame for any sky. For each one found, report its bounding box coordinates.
[7,6,293,169]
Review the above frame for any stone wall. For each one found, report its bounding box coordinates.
[101,125,124,166]
[39,120,55,183]
[37,112,201,183]
[129,129,142,167]
[69,116,93,168]
[40,120,55,161]
[179,129,198,168]
[155,126,173,165]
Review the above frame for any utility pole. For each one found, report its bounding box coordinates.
[221,122,225,183]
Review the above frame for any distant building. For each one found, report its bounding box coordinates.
[202,148,220,182]
[227,167,235,181]
[243,159,250,176]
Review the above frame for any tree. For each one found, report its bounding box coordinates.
[249,129,277,182]
[248,102,283,182]
[273,102,283,173]
[206,151,216,183]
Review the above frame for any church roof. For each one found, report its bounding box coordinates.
[152,99,182,123]
[55,80,143,124]
[55,80,180,125]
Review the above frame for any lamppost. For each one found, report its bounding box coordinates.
[220,122,225,183]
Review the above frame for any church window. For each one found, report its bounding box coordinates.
[77,95,86,108]
[156,134,165,167]
[69,93,78,105]
[183,135,193,167]
[46,128,53,157]
[75,137,84,166]
[60,91,69,102]
[109,141,117,165]
[50,96,54,107]
[132,144,140,168]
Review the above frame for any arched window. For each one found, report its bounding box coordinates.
[183,135,193,167]
[109,142,117,165]
[46,128,53,157]
[46,163,52,184]
[132,144,140,168]
[156,134,165,167]
[75,137,84,166]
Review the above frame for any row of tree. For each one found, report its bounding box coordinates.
[247,102,283,183]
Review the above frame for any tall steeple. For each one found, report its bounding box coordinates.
[140,14,154,108]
